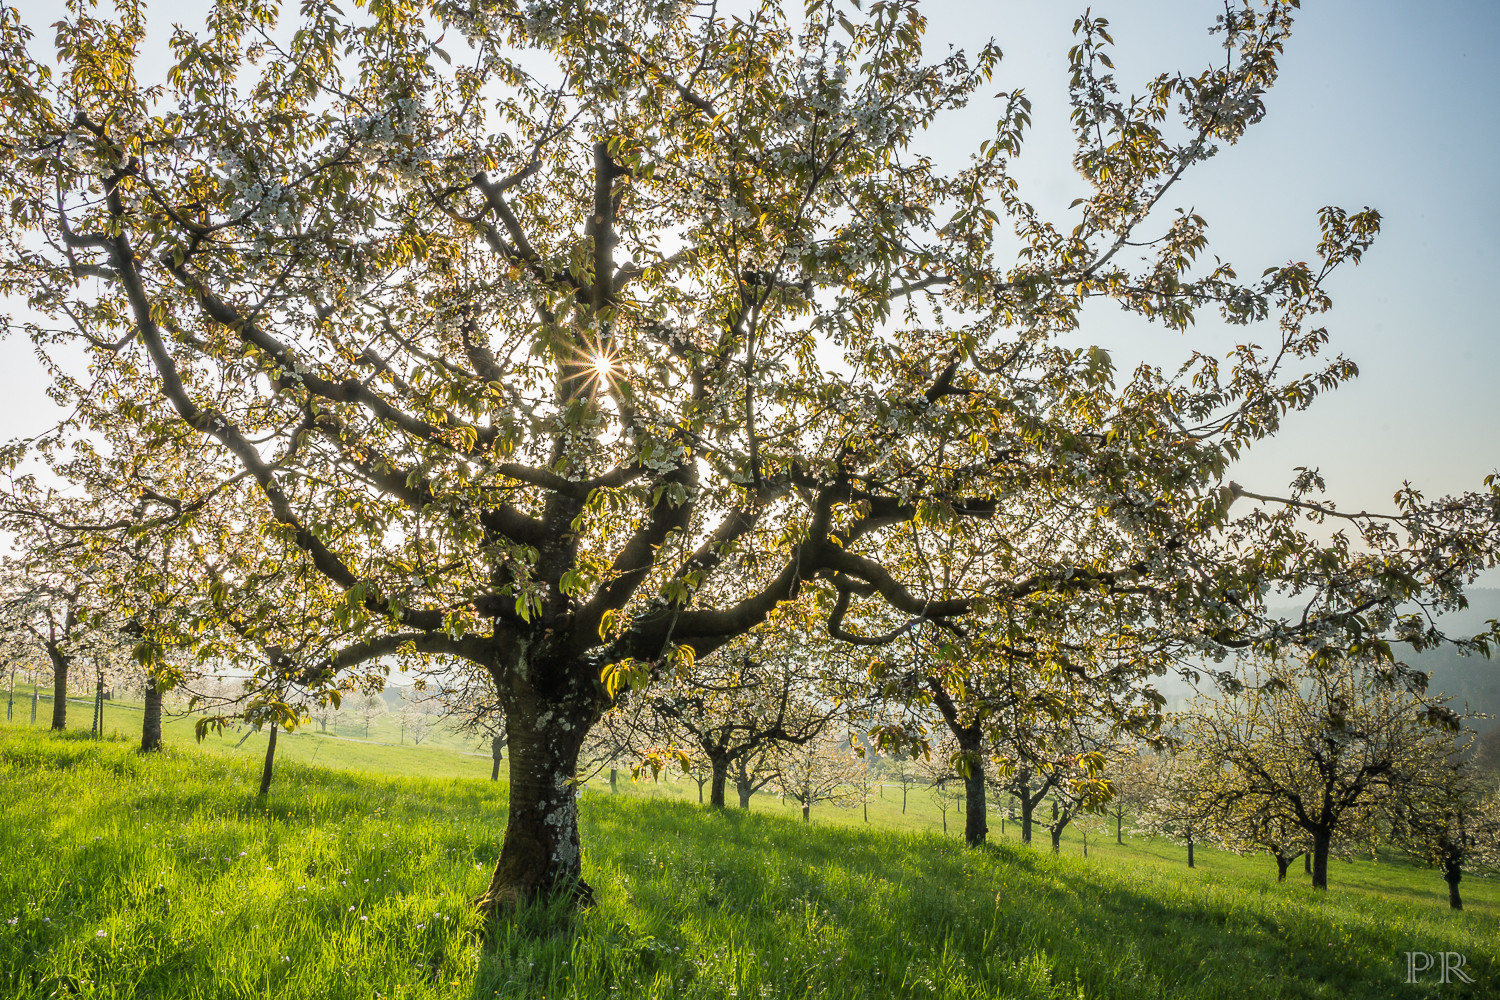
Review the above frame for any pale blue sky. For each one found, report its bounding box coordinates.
[1,0,1495,574]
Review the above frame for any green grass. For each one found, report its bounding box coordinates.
[2,721,1497,999]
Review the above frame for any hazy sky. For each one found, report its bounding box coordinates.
[1,0,1495,573]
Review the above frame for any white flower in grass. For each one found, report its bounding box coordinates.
[5,918,16,926]
[95,930,107,938]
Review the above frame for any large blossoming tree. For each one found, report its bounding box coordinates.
[1,0,1495,913]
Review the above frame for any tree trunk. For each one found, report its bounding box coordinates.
[801,798,810,823]
[962,764,988,847]
[1116,805,1123,845]
[1019,789,1034,845]
[92,669,104,737]
[708,754,729,809]
[257,722,278,797]
[1442,856,1463,911]
[1083,827,1088,858]
[1304,851,1311,875]
[49,647,68,730]
[736,781,752,810]
[476,695,593,914]
[609,767,618,793]
[491,737,504,781]
[30,689,37,724]
[901,781,908,814]
[1187,837,1195,868]
[1310,828,1331,889]
[140,674,163,752]
[1275,854,1291,882]
[695,777,706,804]
[1050,827,1062,853]
[6,668,12,721]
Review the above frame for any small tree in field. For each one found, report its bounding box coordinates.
[774,731,861,823]
[1134,746,1219,869]
[1106,746,1157,846]
[356,693,387,739]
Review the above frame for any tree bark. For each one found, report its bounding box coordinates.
[1186,837,1195,868]
[901,781,907,814]
[491,736,504,781]
[1275,854,1291,882]
[1019,788,1034,845]
[962,764,987,847]
[708,754,729,809]
[30,689,37,724]
[736,781,753,810]
[695,776,706,803]
[1310,828,1330,889]
[476,690,594,914]
[48,647,68,730]
[140,674,163,752]
[1304,851,1311,875]
[801,800,810,823]
[1116,805,1124,845]
[609,767,618,793]
[257,722,278,797]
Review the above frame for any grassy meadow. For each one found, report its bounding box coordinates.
[1,690,1497,999]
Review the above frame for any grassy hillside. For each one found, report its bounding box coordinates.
[1,724,1495,1000]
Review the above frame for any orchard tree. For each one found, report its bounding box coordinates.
[3,0,1498,914]
[1133,744,1219,868]
[423,660,510,777]
[870,594,1170,847]
[1105,744,1157,846]
[1385,729,1500,910]
[1182,654,1449,888]
[622,606,850,808]
[1213,792,1311,882]
[0,522,90,731]
[774,729,861,822]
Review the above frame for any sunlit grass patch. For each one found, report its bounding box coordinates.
[1,726,1495,999]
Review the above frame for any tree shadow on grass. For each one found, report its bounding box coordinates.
[474,793,1500,1000]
